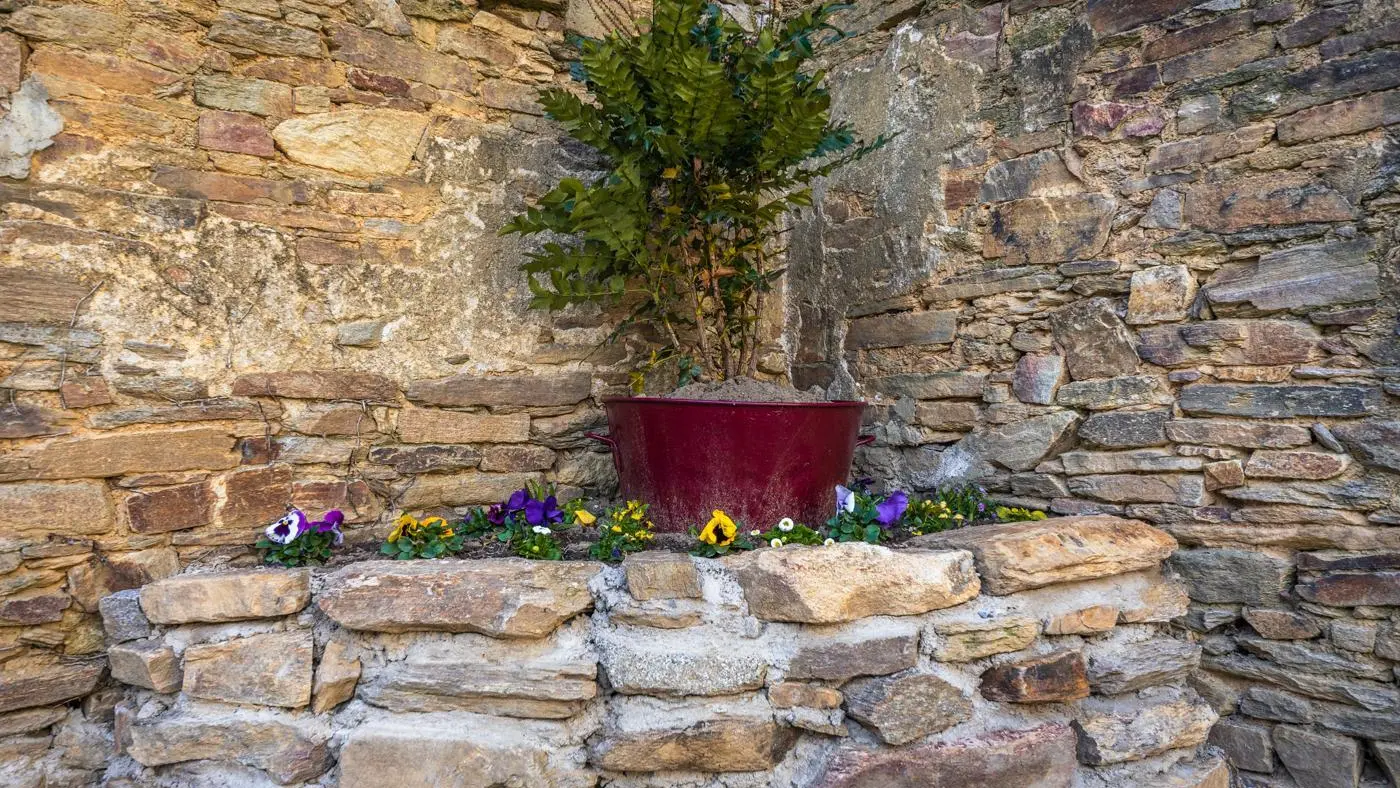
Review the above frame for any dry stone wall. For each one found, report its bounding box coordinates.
[783,0,1400,784]
[58,518,1232,787]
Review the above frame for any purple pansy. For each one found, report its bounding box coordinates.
[525,495,563,525]
[312,509,345,545]
[835,485,856,514]
[505,489,529,513]
[875,491,908,526]
[486,503,506,526]
[265,509,309,545]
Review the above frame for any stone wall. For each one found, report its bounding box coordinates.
[13,517,1233,787]
[785,0,1400,783]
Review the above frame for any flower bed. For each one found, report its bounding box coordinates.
[93,515,1229,787]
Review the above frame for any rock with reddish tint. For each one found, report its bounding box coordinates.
[126,710,331,784]
[124,481,215,534]
[1073,687,1217,765]
[846,310,958,349]
[1164,419,1312,449]
[232,370,399,401]
[108,639,182,693]
[197,110,275,157]
[406,372,592,407]
[219,465,294,527]
[140,569,311,624]
[1185,175,1355,233]
[1050,298,1139,381]
[1296,572,1400,608]
[591,695,795,772]
[1244,450,1349,480]
[367,444,483,474]
[1242,608,1321,640]
[980,651,1090,703]
[0,660,105,714]
[1012,354,1066,405]
[769,682,843,710]
[67,548,180,611]
[182,631,314,708]
[730,543,978,623]
[319,560,599,637]
[985,194,1116,265]
[0,592,69,625]
[1126,265,1195,325]
[814,723,1078,788]
[912,516,1175,595]
[843,671,972,745]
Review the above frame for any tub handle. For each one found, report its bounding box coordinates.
[586,431,623,477]
[856,434,876,447]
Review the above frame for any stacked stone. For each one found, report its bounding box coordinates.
[779,0,1400,783]
[79,516,1225,786]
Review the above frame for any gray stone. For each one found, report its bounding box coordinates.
[978,150,1081,203]
[1207,239,1379,312]
[815,723,1078,788]
[0,78,64,179]
[338,716,579,787]
[1012,354,1066,405]
[956,410,1080,472]
[127,711,331,784]
[1329,621,1376,653]
[1072,687,1217,766]
[1332,419,1400,472]
[1205,653,1400,711]
[1164,419,1313,449]
[1056,375,1167,410]
[1077,409,1170,448]
[1061,449,1203,475]
[1209,717,1274,773]
[842,671,973,746]
[1138,189,1183,229]
[1238,637,1394,682]
[846,310,958,349]
[1085,637,1201,695]
[985,194,1117,265]
[362,658,595,719]
[1067,474,1206,506]
[1273,725,1361,788]
[1374,742,1400,786]
[336,319,387,348]
[1179,385,1381,418]
[98,589,150,643]
[1050,298,1140,381]
[597,630,766,698]
[788,624,920,682]
[1168,549,1292,605]
[867,372,987,400]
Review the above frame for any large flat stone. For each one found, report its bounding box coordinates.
[0,481,114,538]
[0,427,238,481]
[956,410,1081,472]
[985,194,1117,265]
[591,694,795,772]
[1168,549,1292,605]
[788,620,921,682]
[126,710,331,784]
[231,370,398,400]
[1273,725,1362,788]
[1164,419,1313,449]
[1085,636,1200,695]
[273,109,429,177]
[1179,384,1380,418]
[846,310,958,349]
[1207,238,1378,311]
[0,660,105,714]
[595,627,765,698]
[1333,419,1400,472]
[730,543,977,623]
[340,717,586,787]
[396,409,530,444]
[406,372,592,408]
[814,723,1077,787]
[1073,688,1217,765]
[1185,174,1355,232]
[981,651,1091,703]
[140,569,311,624]
[912,516,1175,594]
[843,671,973,745]
[1296,571,1400,607]
[319,560,599,637]
[1050,297,1140,381]
[363,658,596,718]
[182,631,314,708]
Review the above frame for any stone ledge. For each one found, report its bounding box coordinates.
[912,515,1177,595]
[139,569,311,624]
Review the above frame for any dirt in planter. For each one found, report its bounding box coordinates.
[666,376,830,403]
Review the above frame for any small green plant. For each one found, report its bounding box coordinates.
[459,482,574,559]
[381,514,464,560]
[257,509,344,567]
[515,526,564,560]
[756,517,826,547]
[690,510,754,557]
[996,505,1048,522]
[825,484,907,544]
[903,498,961,536]
[937,483,989,521]
[588,500,657,561]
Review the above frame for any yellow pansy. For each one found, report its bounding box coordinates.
[574,509,597,526]
[421,516,447,533]
[388,514,417,543]
[698,510,737,547]
[611,525,623,533]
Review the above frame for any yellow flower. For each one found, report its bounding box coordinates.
[611,525,623,533]
[388,515,416,543]
[532,545,540,553]
[954,514,963,520]
[421,516,447,532]
[698,510,737,547]
[574,509,597,526]
[441,528,454,538]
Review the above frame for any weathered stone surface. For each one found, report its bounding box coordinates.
[1243,608,1321,640]
[731,543,977,623]
[108,639,181,693]
[1332,419,1400,472]
[1068,474,1206,506]
[957,410,1081,472]
[846,310,957,349]
[141,570,311,624]
[319,560,599,637]
[126,711,331,784]
[479,444,556,472]
[1056,375,1167,410]
[1178,384,1379,418]
[1085,636,1200,695]
[0,480,113,537]
[397,471,540,508]
[329,23,475,92]
[1244,450,1349,480]
[1073,688,1217,765]
[913,516,1175,595]
[985,194,1116,265]
[99,589,151,643]
[1012,354,1066,405]
[1061,449,1202,475]
[769,682,843,710]
[1208,717,1274,773]
[0,591,69,624]
[788,623,920,682]
[1277,89,1400,144]
[364,657,596,718]
[1164,419,1311,448]
[867,372,987,400]
[1077,409,1170,448]
[0,428,237,481]
[397,409,529,444]
[816,723,1078,788]
[843,671,972,746]
[273,109,429,177]
[591,695,795,772]
[1296,572,1400,608]
[194,73,295,116]
[312,640,360,714]
[1044,605,1119,635]
[124,481,215,534]
[368,444,483,474]
[0,268,97,325]
[914,400,981,430]
[1169,549,1291,605]
[978,150,1081,203]
[407,372,593,407]
[623,552,702,601]
[1088,0,1195,36]
[1273,725,1362,788]
[0,707,67,738]
[182,631,314,708]
[1126,265,1196,325]
[1051,297,1140,381]
[340,717,581,787]
[1146,124,1273,172]
[931,617,1039,662]
[1206,238,1378,311]
[208,10,325,58]
[0,660,105,714]
[232,370,399,401]
[981,651,1090,703]
[197,110,275,157]
[1185,175,1355,232]
[1375,741,1400,786]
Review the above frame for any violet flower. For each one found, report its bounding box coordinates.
[265,509,308,545]
[875,491,908,526]
[505,489,529,513]
[835,485,856,514]
[486,503,505,526]
[525,495,563,526]
[312,510,345,546]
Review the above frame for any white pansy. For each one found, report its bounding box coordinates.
[777,518,795,532]
[532,525,553,535]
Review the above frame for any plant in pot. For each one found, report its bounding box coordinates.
[502,0,887,531]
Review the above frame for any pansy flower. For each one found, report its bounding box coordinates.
[387,514,417,543]
[505,489,529,513]
[525,495,563,526]
[311,509,346,545]
[698,510,737,546]
[777,518,795,532]
[265,509,309,545]
[875,491,909,526]
[574,508,597,526]
[835,485,856,514]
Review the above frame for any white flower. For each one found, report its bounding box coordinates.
[532,525,553,535]
[264,511,306,545]
[750,529,761,536]
[770,538,783,548]
[822,538,836,546]
[777,518,795,532]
